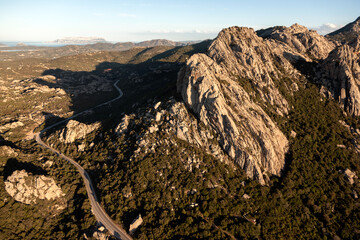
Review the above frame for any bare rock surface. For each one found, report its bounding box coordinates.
[344,168,358,185]
[116,98,232,174]
[206,27,294,116]
[129,214,143,234]
[115,114,133,136]
[0,121,24,132]
[84,224,110,240]
[0,146,18,157]
[257,23,337,59]
[4,170,66,210]
[178,27,292,184]
[327,16,360,43]
[318,40,360,116]
[59,120,101,143]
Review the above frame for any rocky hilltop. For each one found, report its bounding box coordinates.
[178,18,360,183]
[257,23,337,59]
[327,16,360,43]
[178,27,294,184]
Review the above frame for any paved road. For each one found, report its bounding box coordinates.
[35,80,132,240]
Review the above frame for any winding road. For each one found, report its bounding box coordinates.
[34,80,132,240]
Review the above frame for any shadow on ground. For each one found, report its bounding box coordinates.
[33,41,212,130]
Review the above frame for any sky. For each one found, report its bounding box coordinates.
[0,0,359,42]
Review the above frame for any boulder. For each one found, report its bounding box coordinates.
[129,214,143,234]
[4,170,66,209]
[115,115,132,136]
[344,168,358,184]
[59,120,101,143]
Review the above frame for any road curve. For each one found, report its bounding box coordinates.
[34,80,132,240]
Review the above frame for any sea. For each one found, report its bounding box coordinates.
[0,41,77,47]
[0,41,117,48]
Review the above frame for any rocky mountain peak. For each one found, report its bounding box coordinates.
[177,25,299,184]
[217,26,258,39]
[178,21,358,184]
[288,23,311,33]
[258,23,336,59]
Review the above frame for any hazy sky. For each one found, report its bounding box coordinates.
[0,0,359,42]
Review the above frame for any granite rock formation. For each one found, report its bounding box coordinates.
[59,120,101,143]
[4,170,66,210]
[317,39,360,116]
[177,27,293,184]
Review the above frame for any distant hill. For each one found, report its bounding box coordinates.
[52,37,107,44]
[0,39,207,60]
[327,16,360,43]
[50,38,197,49]
[135,39,185,47]
[52,39,200,53]
[88,39,199,50]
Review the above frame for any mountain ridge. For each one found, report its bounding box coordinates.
[178,20,360,183]
[327,16,360,43]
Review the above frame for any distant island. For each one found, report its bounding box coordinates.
[0,43,8,47]
[51,37,107,44]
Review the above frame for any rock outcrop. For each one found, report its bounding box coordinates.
[0,121,24,132]
[4,170,66,210]
[0,146,18,157]
[127,99,231,169]
[168,102,228,161]
[129,214,143,234]
[177,23,360,183]
[59,120,101,143]
[258,24,337,59]
[84,225,109,240]
[327,16,360,44]
[115,115,133,136]
[344,168,358,185]
[178,27,294,184]
[318,38,360,116]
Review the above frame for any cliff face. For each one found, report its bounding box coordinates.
[318,39,360,116]
[178,27,295,184]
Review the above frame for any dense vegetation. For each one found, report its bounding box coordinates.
[0,140,96,239]
[46,78,360,239]
[0,42,211,239]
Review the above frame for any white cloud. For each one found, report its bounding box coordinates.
[117,13,137,18]
[311,23,342,35]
